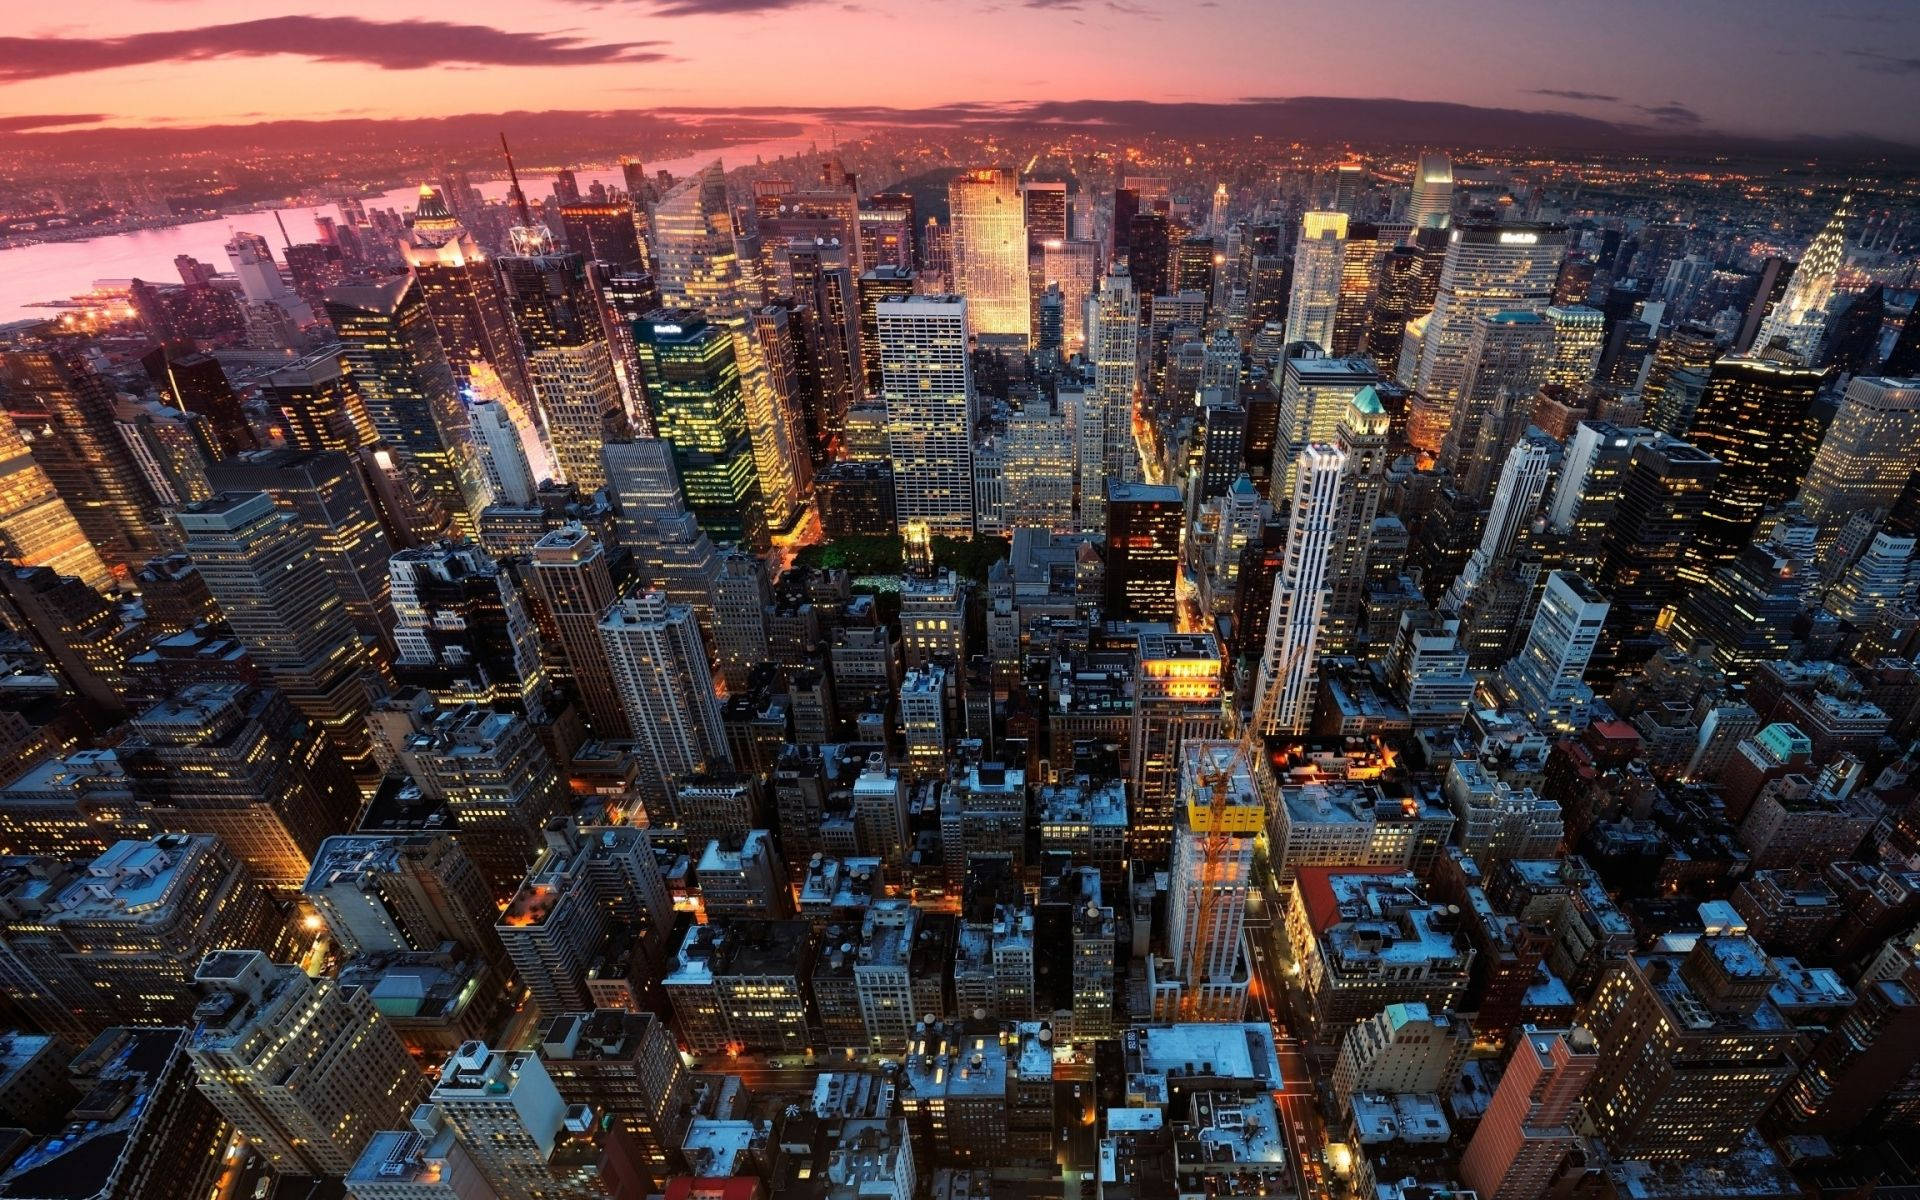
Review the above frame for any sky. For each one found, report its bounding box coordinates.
[1,0,1917,145]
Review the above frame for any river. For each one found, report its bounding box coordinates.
[0,128,840,323]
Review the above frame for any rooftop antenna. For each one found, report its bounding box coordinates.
[500,132,533,227]
[272,210,293,250]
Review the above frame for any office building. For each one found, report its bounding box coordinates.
[634,310,767,547]
[1254,444,1346,734]
[304,832,504,963]
[0,349,162,576]
[528,526,627,737]
[1159,741,1261,1020]
[327,277,487,535]
[0,407,113,590]
[653,164,800,537]
[1405,223,1568,454]
[0,834,286,1042]
[878,295,974,535]
[1596,436,1721,647]
[538,1010,690,1191]
[1678,355,1825,583]
[1331,1002,1472,1107]
[1459,1027,1597,1200]
[1080,268,1143,531]
[1798,376,1920,525]
[188,950,427,1176]
[427,1044,573,1200]
[121,682,364,892]
[390,544,548,717]
[1103,482,1182,622]
[599,591,730,804]
[1755,196,1851,362]
[947,169,1028,341]
[1286,212,1348,350]
[1444,431,1559,611]
[1131,631,1225,862]
[1407,153,1454,231]
[0,1027,228,1200]
[1501,572,1609,731]
[1275,353,1381,504]
[174,491,381,766]
[1580,933,1801,1161]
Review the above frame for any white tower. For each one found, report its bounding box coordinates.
[1253,444,1347,735]
[599,590,729,802]
[1285,212,1349,350]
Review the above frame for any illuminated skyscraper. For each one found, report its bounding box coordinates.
[948,169,1030,342]
[1756,196,1852,363]
[635,309,767,548]
[174,491,381,767]
[1038,239,1099,354]
[1596,436,1721,650]
[1797,376,1920,526]
[472,384,540,507]
[1285,211,1349,350]
[1542,304,1605,388]
[1407,153,1454,232]
[1323,387,1392,654]
[187,950,426,1177]
[0,348,163,577]
[599,590,730,804]
[390,543,548,719]
[499,250,631,493]
[1678,354,1826,583]
[398,187,541,438]
[1103,482,1182,622]
[1500,571,1609,731]
[654,162,804,533]
[1445,430,1560,611]
[263,348,377,456]
[1130,632,1224,863]
[1406,223,1568,455]
[0,407,111,590]
[1443,310,1556,485]
[558,201,646,272]
[1021,180,1068,251]
[1253,443,1346,735]
[326,277,487,536]
[1275,352,1381,502]
[528,525,627,738]
[878,294,975,535]
[1080,267,1142,531]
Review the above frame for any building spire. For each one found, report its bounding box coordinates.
[500,131,533,227]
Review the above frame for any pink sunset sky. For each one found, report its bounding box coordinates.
[1,0,1916,144]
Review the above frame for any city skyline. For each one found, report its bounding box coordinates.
[1,0,1918,147]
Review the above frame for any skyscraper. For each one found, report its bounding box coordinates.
[1323,387,1392,654]
[1596,436,1722,651]
[528,525,627,738]
[390,543,548,717]
[1407,153,1454,231]
[0,407,112,590]
[1580,934,1800,1161]
[1405,223,1568,454]
[1797,375,1920,525]
[327,277,487,536]
[948,169,1029,342]
[1130,632,1224,863]
[123,681,365,892]
[653,163,803,535]
[1459,1027,1597,1200]
[1500,571,1609,732]
[1542,304,1605,388]
[878,294,975,535]
[558,200,646,271]
[598,590,730,803]
[1274,352,1381,502]
[174,491,382,767]
[1285,212,1348,350]
[1756,196,1852,362]
[398,187,541,437]
[0,348,163,576]
[499,250,632,493]
[1162,740,1262,1019]
[1678,354,1826,583]
[188,950,427,1176]
[1444,430,1560,611]
[1103,482,1182,622]
[635,309,767,548]
[1080,268,1142,532]
[1254,444,1346,735]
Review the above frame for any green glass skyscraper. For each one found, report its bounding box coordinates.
[635,309,767,548]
